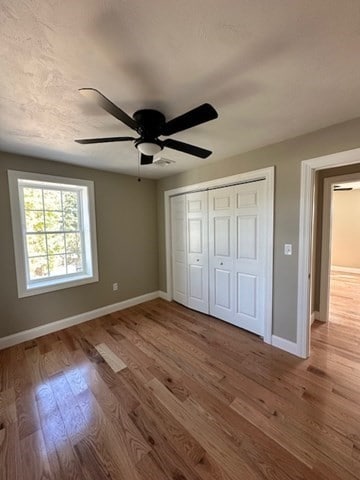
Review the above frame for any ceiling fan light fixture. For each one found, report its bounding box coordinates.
[136,141,162,156]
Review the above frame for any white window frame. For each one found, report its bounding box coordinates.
[8,170,99,298]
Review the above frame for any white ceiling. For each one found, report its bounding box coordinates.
[1,1,360,179]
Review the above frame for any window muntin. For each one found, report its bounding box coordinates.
[8,171,98,297]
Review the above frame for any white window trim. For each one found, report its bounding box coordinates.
[8,170,99,298]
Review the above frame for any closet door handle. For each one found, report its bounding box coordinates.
[196,259,200,262]
[220,262,223,265]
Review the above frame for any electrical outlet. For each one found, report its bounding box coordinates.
[284,244,292,255]
[112,282,118,291]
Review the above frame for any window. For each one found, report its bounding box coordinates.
[8,171,98,297]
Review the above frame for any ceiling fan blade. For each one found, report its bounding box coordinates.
[162,103,218,136]
[162,138,212,159]
[79,88,138,130]
[140,154,153,165]
[75,136,135,144]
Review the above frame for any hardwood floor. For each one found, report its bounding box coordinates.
[329,270,360,326]
[1,296,360,479]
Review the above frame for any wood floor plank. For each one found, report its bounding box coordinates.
[20,430,52,480]
[76,389,142,480]
[135,452,172,480]
[94,343,127,373]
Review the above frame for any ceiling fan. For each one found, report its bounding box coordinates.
[334,185,353,191]
[75,88,218,165]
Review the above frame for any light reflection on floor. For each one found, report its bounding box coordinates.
[35,361,95,453]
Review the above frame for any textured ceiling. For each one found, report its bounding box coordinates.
[1,0,360,178]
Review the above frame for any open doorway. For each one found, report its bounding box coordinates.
[297,153,360,359]
[318,173,360,326]
[322,177,360,329]
[307,170,360,359]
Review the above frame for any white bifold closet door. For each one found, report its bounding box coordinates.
[171,191,209,313]
[170,195,187,306]
[209,181,266,336]
[208,186,234,323]
[171,180,266,336]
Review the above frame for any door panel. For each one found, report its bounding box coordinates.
[233,181,265,335]
[189,265,204,300]
[215,268,232,309]
[237,273,257,318]
[188,219,202,253]
[186,191,209,314]
[214,217,231,257]
[209,186,234,322]
[237,215,257,260]
[171,196,187,306]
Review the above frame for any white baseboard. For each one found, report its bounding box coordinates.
[331,265,360,275]
[271,335,299,356]
[158,290,171,301]
[0,291,163,350]
[311,311,320,324]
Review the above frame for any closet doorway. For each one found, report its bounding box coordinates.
[164,168,274,343]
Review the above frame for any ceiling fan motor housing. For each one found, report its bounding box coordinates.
[133,109,166,140]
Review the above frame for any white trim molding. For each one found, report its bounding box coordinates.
[164,166,274,346]
[0,291,162,350]
[297,147,360,358]
[311,311,320,324]
[158,290,171,300]
[8,170,99,298]
[271,335,298,356]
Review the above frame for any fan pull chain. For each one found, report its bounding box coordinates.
[137,150,141,182]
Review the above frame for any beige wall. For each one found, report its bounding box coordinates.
[0,151,159,338]
[331,190,360,268]
[157,117,360,342]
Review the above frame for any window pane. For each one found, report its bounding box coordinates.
[62,191,78,210]
[25,210,44,232]
[26,234,47,257]
[23,187,43,210]
[28,256,48,279]
[48,255,66,277]
[64,209,79,231]
[44,190,62,210]
[45,211,63,231]
[67,254,83,274]
[65,233,81,254]
[47,233,65,254]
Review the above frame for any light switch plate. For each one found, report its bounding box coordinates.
[284,244,292,255]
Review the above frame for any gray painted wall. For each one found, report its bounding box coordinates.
[157,117,360,342]
[0,152,159,338]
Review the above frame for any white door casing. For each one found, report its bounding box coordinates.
[186,191,209,314]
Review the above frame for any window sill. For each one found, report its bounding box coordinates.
[19,273,99,298]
